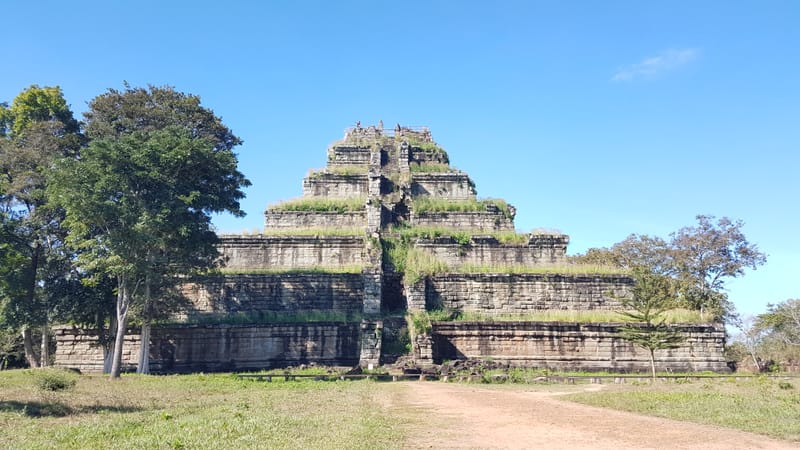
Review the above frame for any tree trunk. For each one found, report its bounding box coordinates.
[649,348,657,380]
[137,322,150,374]
[103,314,117,374]
[110,276,131,379]
[40,324,49,367]
[21,326,40,368]
[137,276,152,374]
[22,243,42,368]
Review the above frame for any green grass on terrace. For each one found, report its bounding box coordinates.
[260,227,365,237]
[213,265,364,275]
[177,310,364,325]
[425,308,705,324]
[269,197,366,213]
[413,197,514,220]
[409,162,453,173]
[310,165,368,176]
[455,263,630,276]
[387,225,532,245]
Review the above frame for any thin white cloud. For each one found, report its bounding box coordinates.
[612,48,699,82]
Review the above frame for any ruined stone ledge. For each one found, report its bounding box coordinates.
[431,321,728,373]
[264,210,366,229]
[218,235,365,270]
[411,172,476,200]
[415,239,569,267]
[182,272,365,316]
[423,273,633,312]
[303,173,369,198]
[328,145,371,165]
[54,323,361,373]
[410,211,514,231]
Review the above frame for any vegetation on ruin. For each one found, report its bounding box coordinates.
[212,265,365,275]
[406,310,433,343]
[408,162,453,173]
[180,310,364,325]
[413,197,515,220]
[403,248,448,285]
[424,308,705,324]
[407,139,449,162]
[309,164,368,176]
[0,370,410,449]
[387,225,532,246]
[455,263,630,275]
[566,377,800,441]
[269,197,366,213]
[382,233,449,285]
[225,227,365,237]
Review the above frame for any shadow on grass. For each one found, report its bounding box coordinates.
[0,400,142,418]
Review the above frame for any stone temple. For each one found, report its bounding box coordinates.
[54,124,728,373]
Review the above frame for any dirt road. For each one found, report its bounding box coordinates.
[396,382,794,449]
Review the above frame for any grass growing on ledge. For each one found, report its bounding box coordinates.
[413,197,514,220]
[214,265,364,275]
[260,227,365,237]
[408,140,449,161]
[425,308,706,324]
[455,263,630,275]
[310,165,368,176]
[403,247,449,285]
[269,197,366,213]
[409,162,453,173]
[386,225,531,246]
[184,310,364,325]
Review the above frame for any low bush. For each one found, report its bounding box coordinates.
[32,368,78,392]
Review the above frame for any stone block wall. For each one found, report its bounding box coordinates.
[409,148,449,165]
[432,321,729,372]
[264,210,366,229]
[54,324,361,373]
[328,145,371,165]
[218,236,365,270]
[181,273,364,317]
[410,211,514,231]
[423,273,632,312]
[303,173,368,198]
[411,173,476,199]
[414,235,568,267]
[54,326,140,373]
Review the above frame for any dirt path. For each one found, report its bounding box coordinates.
[395,382,794,449]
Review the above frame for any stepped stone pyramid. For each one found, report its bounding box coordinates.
[53,124,729,373]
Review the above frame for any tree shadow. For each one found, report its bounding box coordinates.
[0,400,142,418]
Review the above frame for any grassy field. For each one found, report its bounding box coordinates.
[565,376,800,441]
[4,369,798,448]
[0,370,409,450]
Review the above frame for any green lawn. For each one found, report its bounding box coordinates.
[565,376,800,441]
[0,370,409,450]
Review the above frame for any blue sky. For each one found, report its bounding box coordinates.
[3,1,798,316]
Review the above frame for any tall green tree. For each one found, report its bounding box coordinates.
[617,268,684,379]
[574,215,766,321]
[50,84,250,378]
[670,215,767,319]
[0,85,83,367]
[757,299,800,347]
